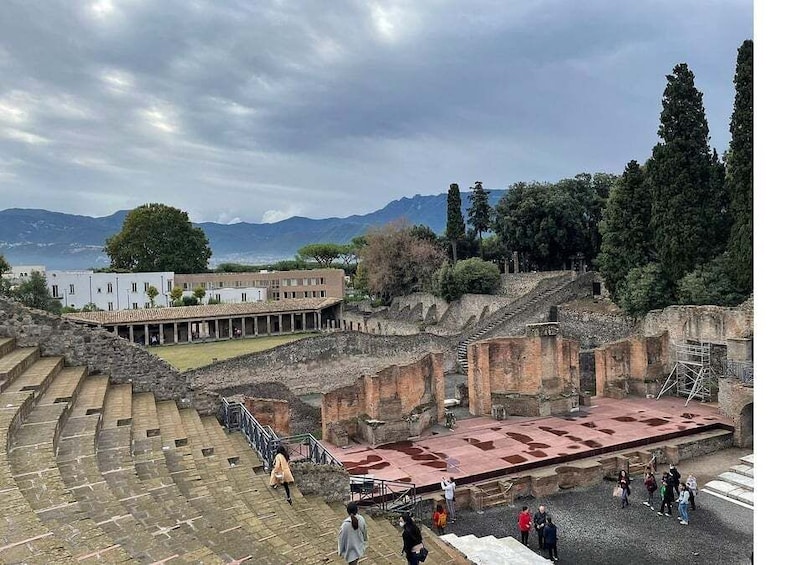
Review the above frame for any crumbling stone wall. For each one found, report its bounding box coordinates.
[641,298,753,344]
[243,397,291,436]
[557,302,635,349]
[468,323,580,417]
[321,353,445,446]
[0,296,190,401]
[188,331,456,402]
[717,379,754,447]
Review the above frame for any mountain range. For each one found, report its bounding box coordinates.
[0,190,505,270]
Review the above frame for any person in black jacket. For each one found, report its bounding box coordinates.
[658,477,675,517]
[533,504,550,550]
[399,512,423,565]
[668,464,681,497]
[543,517,558,561]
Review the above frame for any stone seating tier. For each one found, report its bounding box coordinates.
[0,338,468,564]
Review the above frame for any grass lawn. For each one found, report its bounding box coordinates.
[150,333,314,372]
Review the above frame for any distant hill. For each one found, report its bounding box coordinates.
[0,190,506,269]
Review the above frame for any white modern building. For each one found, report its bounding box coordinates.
[48,271,175,311]
[1,265,47,283]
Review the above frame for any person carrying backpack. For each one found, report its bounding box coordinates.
[432,504,447,535]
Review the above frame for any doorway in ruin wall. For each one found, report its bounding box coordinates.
[579,350,596,395]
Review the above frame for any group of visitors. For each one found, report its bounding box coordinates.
[518,504,558,561]
[628,462,698,526]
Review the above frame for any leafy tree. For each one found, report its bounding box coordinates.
[81,302,102,312]
[677,254,744,306]
[297,243,344,268]
[215,263,263,272]
[480,234,510,269]
[192,285,206,304]
[597,161,653,299]
[207,296,221,305]
[616,263,674,318]
[434,262,460,302]
[11,271,62,314]
[170,286,184,304]
[725,39,753,295]
[146,285,159,307]
[181,295,199,306]
[468,181,493,258]
[445,183,466,263]
[436,258,501,301]
[646,63,722,282]
[359,220,446,303]
[494,179,587,270]
[410,224,439,244]
[269,258,312,271]
[105,203,212,273]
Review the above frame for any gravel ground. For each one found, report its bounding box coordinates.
[442,448,754,565]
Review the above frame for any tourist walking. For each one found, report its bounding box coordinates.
[543,517,558,561]
[686,473,698,510]
[432,504,447,535]
[658,478,674,517]
[668,464,681,497]
[441,476,457,523]
[518,506,532,546]
[533,504,550,550]
[643,470,658,510]
[269,444,295,505]
[338,502,367,565]
[677,483,691,525]
[399,512,424,565]
[618,469,631,508]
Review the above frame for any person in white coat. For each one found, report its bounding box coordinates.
[441,476,457,523]
[338,502,367,565]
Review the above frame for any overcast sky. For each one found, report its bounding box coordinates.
[0,0,752,224]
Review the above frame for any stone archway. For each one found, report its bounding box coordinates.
[738,402,753,448]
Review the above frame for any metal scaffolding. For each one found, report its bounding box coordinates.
[657,341,713,406]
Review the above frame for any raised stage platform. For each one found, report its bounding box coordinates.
[323,396,732,493]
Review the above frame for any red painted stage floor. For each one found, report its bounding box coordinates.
[323,397,731,491]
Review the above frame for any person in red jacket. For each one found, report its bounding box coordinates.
[518,505,533,546]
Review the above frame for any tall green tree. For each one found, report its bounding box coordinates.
[725,39,753,295]
[467,181,493,259]
[0,255,10,295]
[445,183,466,263]
[647,63,721,282]
[597,161,653,299]
[105,203,212,273]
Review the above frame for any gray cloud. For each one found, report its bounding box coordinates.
[0,0,753,223]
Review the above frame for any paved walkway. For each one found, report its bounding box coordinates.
[325,397,731,489]
[442,447,753,565]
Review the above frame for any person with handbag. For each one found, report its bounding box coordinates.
[617,469,631,508]
[338,502,367,565]
[399,512,427,564]
[269,444,295,505]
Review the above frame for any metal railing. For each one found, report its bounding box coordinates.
[725,360,754,386]
[218,396,342,469]
[350,476,421,519]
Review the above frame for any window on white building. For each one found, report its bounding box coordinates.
[132,302,139,309]
[107,282,113,293]
[51,285,59,297]
[131,282,138,292]
[69,284,75,294]
[241,292,247,302]
[107,302,114,310]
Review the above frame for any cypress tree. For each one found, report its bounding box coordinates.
[726,39,753,294]
[597,160,653,300]
[446,183,466,263]
[647,63,717,282]
[467,181,492,259]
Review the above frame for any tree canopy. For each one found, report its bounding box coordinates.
[296,243,346,268]
[9,271,62,314]
[358,220,445,303]
[105,203,212,273]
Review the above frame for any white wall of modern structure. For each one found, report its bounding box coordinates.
[48,271,175,310]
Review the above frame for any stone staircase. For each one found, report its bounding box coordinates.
[440,533,553,565]
[0,336,469,564]
[456,273,576,373]
[702,453,754,509]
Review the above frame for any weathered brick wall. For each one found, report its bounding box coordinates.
[468,324,580,416]
[593,334,670,398]
[321,353,445,445]
[243,397,291,436]
[717,379,754,447]
[0,296,190,401]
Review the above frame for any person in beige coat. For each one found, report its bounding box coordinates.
[269,444,295,504]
